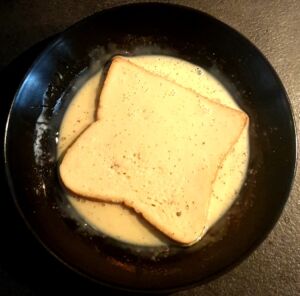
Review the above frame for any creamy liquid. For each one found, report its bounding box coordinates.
[58,55,249,246]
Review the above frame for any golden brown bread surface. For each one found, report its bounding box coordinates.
[60,57,248,244]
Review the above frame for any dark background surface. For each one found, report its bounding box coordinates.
[0,1,299,295]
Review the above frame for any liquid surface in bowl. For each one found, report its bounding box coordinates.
[58,55,249,246]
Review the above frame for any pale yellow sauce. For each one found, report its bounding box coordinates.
[58,55,249,246]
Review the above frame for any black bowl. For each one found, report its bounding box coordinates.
[3,3,296,293]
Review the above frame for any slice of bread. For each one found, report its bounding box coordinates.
[60,57,248,244]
